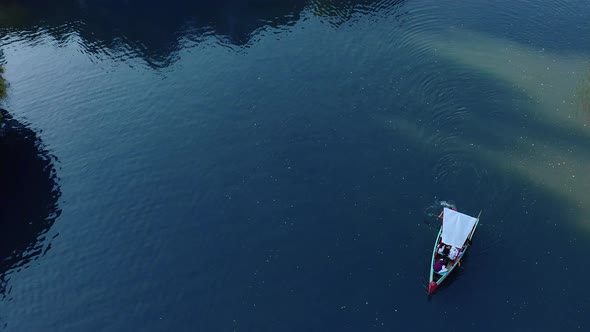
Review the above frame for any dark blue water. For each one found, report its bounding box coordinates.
[1,0,590,330]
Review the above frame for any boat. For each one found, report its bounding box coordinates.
[428,207,481,294]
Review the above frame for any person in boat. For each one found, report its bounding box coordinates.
[437,244,459,260]
[448,246,459,260]
[433,257,449,273]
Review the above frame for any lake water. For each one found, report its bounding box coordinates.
[1,0,589,330]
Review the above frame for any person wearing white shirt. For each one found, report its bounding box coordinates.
[438,244,459,260]
[448,246,459,260]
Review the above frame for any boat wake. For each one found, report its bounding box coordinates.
[424,199,456,217]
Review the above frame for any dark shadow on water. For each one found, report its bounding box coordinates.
[0,109,61,298]
[0,0,307,67]
[0,0,401,68]
[1,0,587,70]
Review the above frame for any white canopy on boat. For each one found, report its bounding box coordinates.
[441,208,478,248]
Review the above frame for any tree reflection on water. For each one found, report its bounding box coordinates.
[0,109,61,298]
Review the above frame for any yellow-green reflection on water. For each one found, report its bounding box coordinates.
[403,28,590,231]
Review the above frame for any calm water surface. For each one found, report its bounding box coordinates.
[1,0,589,330]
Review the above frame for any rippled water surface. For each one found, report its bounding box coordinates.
[1,0,589,330]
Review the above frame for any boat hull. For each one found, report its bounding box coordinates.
[428,211,480,294]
